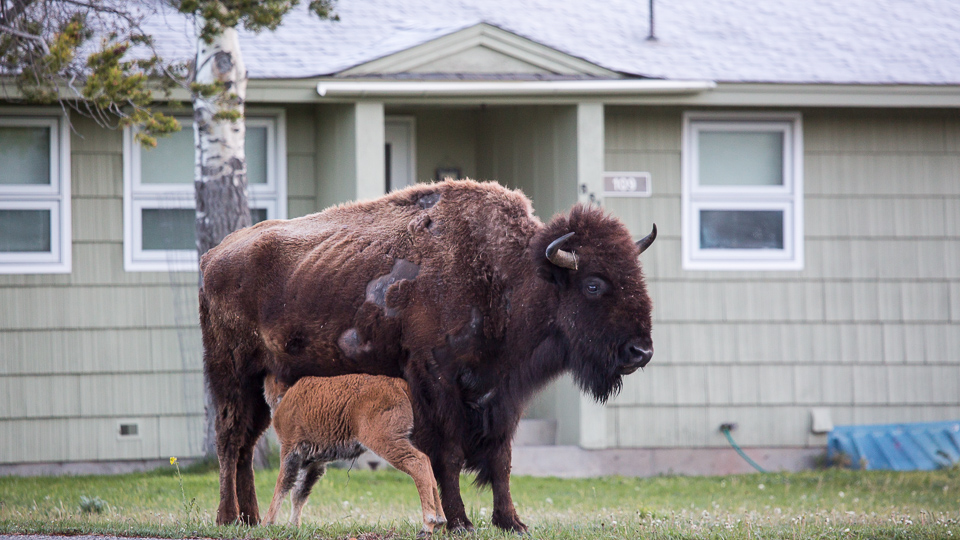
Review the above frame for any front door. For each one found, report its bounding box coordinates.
[385,117,416,192]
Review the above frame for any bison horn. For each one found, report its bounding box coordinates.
[546,232,578,270]
[636,224,657,254]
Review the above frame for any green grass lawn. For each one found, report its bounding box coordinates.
[1,460,958,539]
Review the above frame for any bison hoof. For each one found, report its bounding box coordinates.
[445,518,475,534]
[216,505,240,526]
[492,513,528,534]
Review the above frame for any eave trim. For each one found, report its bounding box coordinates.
[317,79,717,98]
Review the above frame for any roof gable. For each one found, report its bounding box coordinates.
[340,23,619,78]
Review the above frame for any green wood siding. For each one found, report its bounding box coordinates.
[0,108,319,464]
[477,105,578,219]
[411,108,479,183]
[287,105,319,217]
[604,107,960,449]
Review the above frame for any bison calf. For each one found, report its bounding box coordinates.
[261,373,445,533]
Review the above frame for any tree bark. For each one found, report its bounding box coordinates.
[193,24,250,258]
[193,22,269,467]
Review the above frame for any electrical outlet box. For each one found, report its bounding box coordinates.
[810,408,833,434]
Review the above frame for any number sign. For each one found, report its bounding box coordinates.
[603,172,652,197]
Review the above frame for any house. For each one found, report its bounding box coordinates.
[2,0,959,475]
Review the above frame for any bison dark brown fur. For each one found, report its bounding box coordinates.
[199,179,655,532]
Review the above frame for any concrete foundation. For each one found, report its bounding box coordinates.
[1,440,823,479]
[511,445,824,477]
[0,457,201,477]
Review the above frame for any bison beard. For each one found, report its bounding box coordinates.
[199,179,655,532]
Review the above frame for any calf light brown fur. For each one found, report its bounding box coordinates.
[262,373,445,533]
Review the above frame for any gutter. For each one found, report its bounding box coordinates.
[316,79,716,98]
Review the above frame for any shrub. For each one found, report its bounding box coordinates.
[78,496,107,514]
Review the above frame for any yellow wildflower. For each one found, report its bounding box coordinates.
[170,457,178,465]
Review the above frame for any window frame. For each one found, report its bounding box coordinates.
[123,110,286,272]
[0,111,71,274]
[681,111,804,271]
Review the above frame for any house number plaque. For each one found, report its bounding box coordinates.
[603,171,652,197]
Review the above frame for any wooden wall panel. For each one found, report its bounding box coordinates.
[72,154,122,197]
[0,286,199,330]
[0,420,69,463]
[604,107,960,449]
[286,105,317,153]
[70,116,122,154]
[0,328,200,375]
[806,154,960,196]
[605,108,681,151]
[77,373,204,417]
[0,106,323,464]
[72,198,123,242]
[476,105,578,219]
[288,198,317,218]
[287,155,317,198]
[410,108,479,183]
[158,415,206,458]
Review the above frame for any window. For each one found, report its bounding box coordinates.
[123,112,286,271]
[0,112,71,274]
[682,112,803,271]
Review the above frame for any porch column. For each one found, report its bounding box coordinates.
[576,101,610,450]
[316,101,386,209]
[354,102,385,201]
[576,101,605,207]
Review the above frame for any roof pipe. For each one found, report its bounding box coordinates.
[647,0,657,41]
[316,79,716,97]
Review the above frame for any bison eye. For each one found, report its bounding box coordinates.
[582,276,609,297]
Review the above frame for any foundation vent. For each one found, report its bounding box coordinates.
[117,421,140,438]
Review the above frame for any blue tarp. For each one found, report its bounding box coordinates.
[827,420,960,470]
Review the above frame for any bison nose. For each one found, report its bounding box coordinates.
[622,341,653,373]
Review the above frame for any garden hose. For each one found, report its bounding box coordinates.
[720,424,768,473]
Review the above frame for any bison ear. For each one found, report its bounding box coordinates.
[536,265,562,285]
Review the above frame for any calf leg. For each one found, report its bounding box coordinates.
[290,461,326,527]
[263,449,301,525]
[361,419,445,535]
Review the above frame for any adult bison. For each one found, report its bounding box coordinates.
[199,179,655,532]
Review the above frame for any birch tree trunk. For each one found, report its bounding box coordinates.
[193,24,250,258]
[193,22,269,466]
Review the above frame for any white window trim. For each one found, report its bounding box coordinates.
[682,111,804,271]
[123,109,287,272]
[0,110,71,274]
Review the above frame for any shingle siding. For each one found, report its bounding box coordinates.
[0,108,319,464]
[604,107,960,448]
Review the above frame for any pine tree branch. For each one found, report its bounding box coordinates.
[0,22,50,56]
[57,0,141,22]
[0,0,35,27]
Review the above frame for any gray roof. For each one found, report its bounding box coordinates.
[145,0,960,84]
